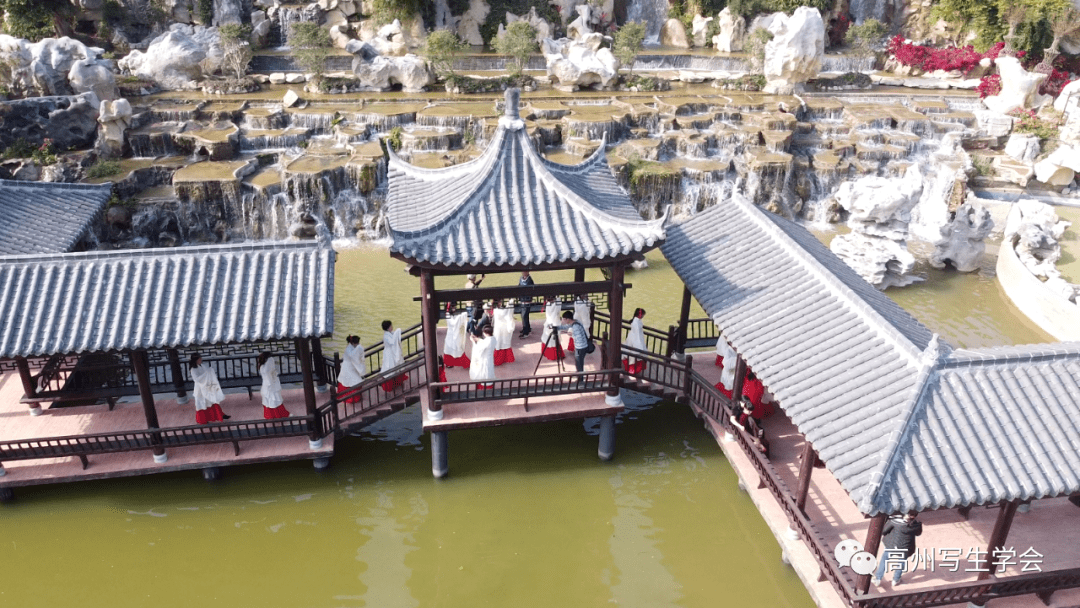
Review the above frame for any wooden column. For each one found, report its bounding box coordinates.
[857,513,889,595]
[606,264,625,401]
[295,337,320,445]
[980,500,1020,580]
[730,355,747,404]
[420,269,441,417]
[166,348,188,403]
[677,285,692,354]
[795,438,816,515]
[574,267,586,283]
[310,337,329,390]
[14,356,37,399]
[130,350,166,461]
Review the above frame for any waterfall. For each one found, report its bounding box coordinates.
[626,0,671,45]
[849,0,887,25]
[271,4,320,48]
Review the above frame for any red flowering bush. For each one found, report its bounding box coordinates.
[1008,109,1061,141]
[977,74,1002,98]
[887,36,1004,76]
[1040,68,1075,97]
[827,13,850,48]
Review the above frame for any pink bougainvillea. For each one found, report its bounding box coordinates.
[977,74,1002,98]
[887,36,1005,76]
[1040,68,1075,98]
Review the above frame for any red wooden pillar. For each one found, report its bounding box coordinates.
[980,500,1020,580]
[795,439,816,515]
[166,348,188,404]
[295,337,321,448]
[14,356,42,415]
[676,285,692,355]
[730,355,747,405]
[857,513,889,595]
[420,269,442,419]
[574,267,585,283]
[606,264,625,404]
[310,337,329,392]
[130,350,167,463]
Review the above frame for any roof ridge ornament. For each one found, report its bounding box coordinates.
[499,87,525,131]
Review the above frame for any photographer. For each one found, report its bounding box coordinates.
[558,310,593,373]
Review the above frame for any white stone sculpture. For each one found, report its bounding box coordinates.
[1004,133,1041,163]
[0,35,116,98]
[1006,199,1072,280]
[97,98,132,158]
[68,57,118,100]
[692,14,714,47]
[1033,144,1080,186]
[762,7,825,94]
[712,7,745,52]
[541,35,619,92]
[504,7,552,44]
[567,4,592,40]
[1053,79,1080,113]
[930,201,994,272]
[982,57,1047,115]
[660,18,690,48]
[119,25,224,90]
[347,41,432,92]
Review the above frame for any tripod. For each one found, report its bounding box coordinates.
[533,325,566,375]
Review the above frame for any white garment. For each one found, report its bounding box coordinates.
[573,300,592,338]
[338,342,366,387]
[191,363,225,411]
[260,359,283,407]
[716,334,737,391]
[381,328,404,373]
[444,312,469,359]
[493,307,515,350]
[539,301,561,348]
[469,336,496,382]
[625,316,646,363]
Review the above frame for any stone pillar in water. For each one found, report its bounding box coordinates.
[431,431,449,478]
[598,415,616,461]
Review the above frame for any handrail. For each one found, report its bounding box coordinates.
[592,310,671,355]
[620,344,688,393]
[431,368,620,406]
[333,354,428,426]
[852,567,1080,608]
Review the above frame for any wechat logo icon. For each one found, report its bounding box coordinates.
[835,539,878,575]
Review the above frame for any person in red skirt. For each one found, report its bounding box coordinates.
[741,370,774,418]
[380,320,408,392]
[622,308,647,375]
[189,353,230,424]
[258,351,290,419]
[469,325,497,390]
[337,335,366,404]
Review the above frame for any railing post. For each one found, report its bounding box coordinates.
[605,264,625,408]
[856,513,889,595]
[166,348,189,404]
[14,356,42,416]
[311,337,329,393]
[682,355,694,402]
[131,349,167,464]
[295,337,322,450]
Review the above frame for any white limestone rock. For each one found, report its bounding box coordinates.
[542,35,619,91]
[212,0,241,25]
[692,14,713,47]
[251,10,271,47]
[1034,144,1080,186]
[97,98,131,158]
[930,201,994,272]
[762,7,824,95]
[349,42,432,92]
[119,25,223,90]
[504,7,552,44]
[329,24,352,49]
[457,0,490,45]
[1053,79,1080,113]
[1004,133,1040,163]
[283,88,301,108]
[366,18,409,56]
[567,4,592,40]
[1008,199,1071,279]
[285,72,306,83]
[983,57,1047,115]
[973,109,1013,138]
[660,18,690,48]
[68,57,118,100]
[268,72,287,84]
[712,7,745,52]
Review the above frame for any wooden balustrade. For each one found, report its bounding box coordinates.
[431,368,618,406]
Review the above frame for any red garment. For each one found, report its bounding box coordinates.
[438,367,447,383]
[381,373,409,392]
[622,358,646,375]
[263,405,290,419]
[715,381,733,399]
[443,353,470,368]
[493,348,515,366]
[337,382,362,404]
[541,344,564,360]
[195,403,225,424]
[476,383,494,390]
[742,377,774,418]
[716,354,724,367]
[568,337,575,352]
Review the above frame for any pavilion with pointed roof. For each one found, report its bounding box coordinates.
[385,89,666,473]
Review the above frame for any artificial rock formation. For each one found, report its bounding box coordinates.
[660,18,690,48]
[712,7,745,52]
[930,201,994,272]
[762,7,825,94]
[1004,133,1040,163]
[982,57,1047,115]
[692,14,714,47]
[502,7,553,43]
[0,35,117,99]
[347,41,432,92]
[1033,144,1080,186]
[0,93,100,151]
[1006,199,1072,281]
[830,165,924,289]
[457,0,490,45]
[119,25,224,90]
[97,98,132,158]
[542,33,620,92]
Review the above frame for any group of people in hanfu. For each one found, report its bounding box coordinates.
[715,336,776,457]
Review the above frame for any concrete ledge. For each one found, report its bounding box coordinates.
[996,231,1080,341]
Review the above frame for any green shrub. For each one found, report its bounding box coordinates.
[196,0,212,24]
[745,27,773,74]
[0,0,66,40]
[386,126,403,151]
[846,18,886,57]
[493,20,537,77]
[87,159,122,178]
[31,139,58,165]
[371,0,419,26]
[290,22,332,83]
[423,29,468,79]
[1,138,36,159]
[613,21,646,75]
[219,23,254,79]
[480,0,559,47]
[931,0,1070,54]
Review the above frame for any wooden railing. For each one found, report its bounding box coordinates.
[680,317,720,350]
[620,345,689,395]
[592,311,672,356]
[852,567,1080,608]
[333,355,428,426]
[431,368,618,407]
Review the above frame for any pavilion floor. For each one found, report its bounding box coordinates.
[0,370,333,489]
[692,355,1080,608]
[423,320,621,432]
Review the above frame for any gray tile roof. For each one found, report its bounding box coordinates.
[385,120,665,268]
[0,241,334,358]
[661,198,1080,515]
[0,179,112,255]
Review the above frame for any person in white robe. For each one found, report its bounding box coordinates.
[258,351,289,419]
[380,320,407,391]
[493,303,516,365]
[539,298,564,360]
[623,308,647,375]
[715,333,737,397]
[569,299,592,351]
[443,311,471,368]
[470,325,497,388]
[189,354,229,424]
[338,335,366,404]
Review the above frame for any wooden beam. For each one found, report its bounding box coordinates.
[14,356,37,399]
[795,438,816,515]
[980,500,1020,580]
[295,338,319,442]
[857,513,889,595]
[414,280,626,305]
[396,252,650,276]
[677,285,692,354]
[574,267,585,283]
[607,264,625,400]
[420,269,441,414]
[730,355,747,403]
[130,349,165,458]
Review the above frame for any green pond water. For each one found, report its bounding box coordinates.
[3,243,1050,608]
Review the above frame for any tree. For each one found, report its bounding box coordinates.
[493,20,537,77]
[844,18,886,59]
[0,0,72,41]
[219,23,254,80]
[290,22,331,83]
[371,0,419,27]
[613,21,646,76]
[422,29,467,79]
